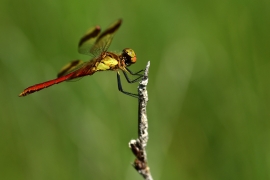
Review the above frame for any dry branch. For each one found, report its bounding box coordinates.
[129,61,153,180]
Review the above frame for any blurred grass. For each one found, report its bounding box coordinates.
[0,0,270,179]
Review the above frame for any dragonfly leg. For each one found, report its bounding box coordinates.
[123,68,144,83]
[126,67,144,76]
[117,72,138,98]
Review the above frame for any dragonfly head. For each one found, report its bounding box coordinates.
[122,48,136,66]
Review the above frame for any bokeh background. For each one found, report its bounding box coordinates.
[1,0,269,179]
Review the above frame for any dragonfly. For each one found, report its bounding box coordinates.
[19,19,143,98]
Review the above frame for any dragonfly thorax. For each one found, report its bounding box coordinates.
[122,48,136,66]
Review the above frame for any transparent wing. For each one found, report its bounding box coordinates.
[78,26,101,56]
[78,19,122,57]
[57,60,87,78]
[89,19,122,56]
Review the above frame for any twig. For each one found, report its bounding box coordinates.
[129,61,153,180]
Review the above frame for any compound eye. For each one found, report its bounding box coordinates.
[123,48,136,65]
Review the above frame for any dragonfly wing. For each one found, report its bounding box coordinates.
[78,26,101,56]
[57,60,87,78]
[78,19,122,57]
[90,19,122,56]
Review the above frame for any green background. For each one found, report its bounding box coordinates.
[0,0,269,179]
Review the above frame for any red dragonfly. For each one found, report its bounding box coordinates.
[19,19,143,98]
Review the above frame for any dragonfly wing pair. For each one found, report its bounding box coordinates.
[78,19,122,57]
[58,19,122,78]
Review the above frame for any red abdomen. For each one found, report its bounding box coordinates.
[19,69,94,97]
